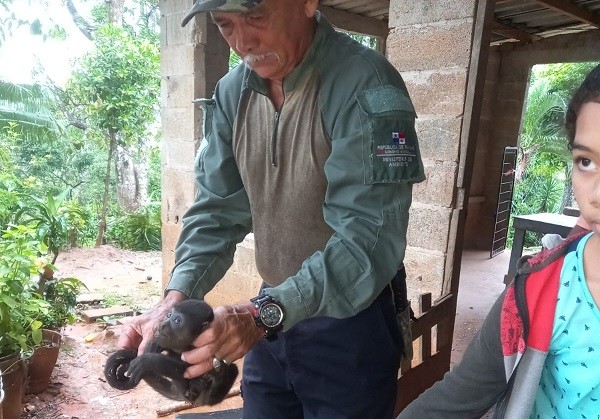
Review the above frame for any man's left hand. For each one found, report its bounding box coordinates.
[181,301,263,378]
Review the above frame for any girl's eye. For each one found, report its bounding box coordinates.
[575,157,598,172]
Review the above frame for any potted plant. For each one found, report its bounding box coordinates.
[0,225,50,419]
[27,275,86,394]
[8,191,87,394]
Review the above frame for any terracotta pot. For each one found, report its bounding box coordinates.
[0,353,28,419]
[27,329,62,394]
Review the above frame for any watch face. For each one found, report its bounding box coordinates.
[260,302,283,328]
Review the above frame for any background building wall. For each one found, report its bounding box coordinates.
[160,0,229,285]
[387,0,481,302]
[468,30,600,253]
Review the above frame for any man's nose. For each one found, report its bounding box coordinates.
[234,25,256,53]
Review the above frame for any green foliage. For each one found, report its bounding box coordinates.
[0,2,163,254]
[0,225,50,357]
[229,49,241,70]
[536,61,600,102]
[509,173,564,248]
[106,202,162,251]
[14,191,86,263]
[39,276,87,331]
[148,143,161,201]
[519,78,566,153]
[68,24,159,140]
[346,33,379,50]
[0,81,60,142]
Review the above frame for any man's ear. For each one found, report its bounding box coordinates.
[304,0,319,18]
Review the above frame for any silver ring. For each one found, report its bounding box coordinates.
[212,356,223,370]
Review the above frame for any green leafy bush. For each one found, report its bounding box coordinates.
[106,202,161,251]
[39,276,87,331]
[0,225,50,357]
[14,191,86,263]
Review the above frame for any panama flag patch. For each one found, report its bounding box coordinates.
[392,131,406,145]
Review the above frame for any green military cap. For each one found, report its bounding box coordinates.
[181,0,263,26]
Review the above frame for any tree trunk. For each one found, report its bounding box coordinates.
[95,129,117,247]
[65,0,94,40]
[115,144,148,212]
[107,0,125,26]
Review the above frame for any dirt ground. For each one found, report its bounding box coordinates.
[21,245,244,419]
[19,245,507,419]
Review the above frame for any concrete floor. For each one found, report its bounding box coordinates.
[452,248,509,366]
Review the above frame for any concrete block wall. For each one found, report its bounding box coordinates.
[160,1,229,287]
[388,0,479,302]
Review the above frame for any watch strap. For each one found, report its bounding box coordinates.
[251,293,284,341]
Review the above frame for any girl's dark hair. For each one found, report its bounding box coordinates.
[565,63,600,147]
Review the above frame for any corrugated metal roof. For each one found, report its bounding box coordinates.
[320,0,600,45]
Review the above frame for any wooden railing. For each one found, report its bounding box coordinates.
[394,292,456,415]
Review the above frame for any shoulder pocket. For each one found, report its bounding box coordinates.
[356,86,425,184]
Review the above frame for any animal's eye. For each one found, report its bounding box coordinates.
[172,316,181,325]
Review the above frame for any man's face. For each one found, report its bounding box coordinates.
[572,101,600,236]
[211,0,318,81]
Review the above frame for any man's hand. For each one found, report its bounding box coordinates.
[117,290,188,355]
[180,301,264,379]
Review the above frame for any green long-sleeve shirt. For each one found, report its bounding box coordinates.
[166,12,425,330]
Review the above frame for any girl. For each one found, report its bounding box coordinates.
[399,64,600,418]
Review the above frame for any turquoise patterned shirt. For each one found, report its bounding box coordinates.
[531,232,600,418]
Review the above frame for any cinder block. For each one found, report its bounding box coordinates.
[160,0,193,16]
[389,0,477,27]
[162,136,199,172]
[160,227,178,288]
[407,203,452,252]
[402,69,468,117]
[387,19,474,71]
[413,160,458,207]
[403,247,446,304]
[162,75,197,109]
[415,116,461,162]
[161,45,198,77]
[162,170,197,221]
[161,107,200,147]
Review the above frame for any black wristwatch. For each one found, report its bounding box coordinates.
[251,293,284,341]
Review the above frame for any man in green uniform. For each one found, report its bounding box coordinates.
[119,0,425,417]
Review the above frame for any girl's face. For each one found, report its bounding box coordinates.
[571,102,600,236]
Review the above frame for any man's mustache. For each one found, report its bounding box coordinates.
[243,52,282,67]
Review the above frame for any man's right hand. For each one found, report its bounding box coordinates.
[117,290,188,355]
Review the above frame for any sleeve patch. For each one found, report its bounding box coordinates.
[356,86,425,184]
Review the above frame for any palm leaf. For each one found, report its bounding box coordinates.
[0,80,61,140]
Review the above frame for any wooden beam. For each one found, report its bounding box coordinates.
[491,19,542,43]
[319,5,389,38]
[533,0,600,28]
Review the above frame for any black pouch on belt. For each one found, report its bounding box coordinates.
[391,264,415,361]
